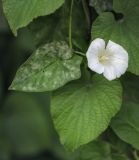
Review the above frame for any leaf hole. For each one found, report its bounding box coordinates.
[112,11,124,22]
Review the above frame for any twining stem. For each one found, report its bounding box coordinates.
[74,51,86,57]
[69,0,74,49]
[81,0,90,30]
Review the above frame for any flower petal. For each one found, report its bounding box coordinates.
[112,60,128,78]
[86,38,105,59]
[106,40,128,62]
[106,40,128,78]
[103,65,117,81]
[86,38,105,74]
[88,62,104,74]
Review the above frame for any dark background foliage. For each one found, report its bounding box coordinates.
[0,0,139,160]
[0,1,69,159]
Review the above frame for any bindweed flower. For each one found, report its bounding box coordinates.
[86,38,128,81]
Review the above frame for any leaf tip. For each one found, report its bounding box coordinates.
[8,83,16,91]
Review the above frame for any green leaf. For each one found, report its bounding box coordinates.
[51,75,122,151]
[9,41,82,92]
[111,101,139,150]
[111,74,139,150]
[92,0,139,75]
[3,92,50,155]
[2,0,64,35]
[28,0,88,51]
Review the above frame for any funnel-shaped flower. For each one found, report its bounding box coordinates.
[86,38,128,80]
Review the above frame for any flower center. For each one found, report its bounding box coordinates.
[98,51,110,65]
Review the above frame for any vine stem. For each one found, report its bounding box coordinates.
[74,51,86,57]
[69,0,74,49]
[81,0,90,30]
[133,151,139,160]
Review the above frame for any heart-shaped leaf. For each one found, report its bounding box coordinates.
[51,75,122,150]
[10,41,82,92]
[92,0,139,75]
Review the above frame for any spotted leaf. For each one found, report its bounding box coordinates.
[9,41,82,92]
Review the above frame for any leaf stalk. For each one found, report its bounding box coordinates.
[69,0,74,49]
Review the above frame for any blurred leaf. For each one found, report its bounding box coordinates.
[3,92,51,155]
[15,28,36,52]
[28,14,59,47]
[122,73,139,103]
[0,116,10,160]
[76,141,112,160]
[28,0,88,51]
[112,154,128,160]
[71,140,128,160]
[0,0,9,33]
[52,140,128,160]
[111,74,139,150]
[2,0,64,35]
[111,101,139,150]
[106,129,130,154]
[92,0,139,75]
[51,75,122,151]
[10,41,82,92]
[74,140,128,160]
[89,0,113,14]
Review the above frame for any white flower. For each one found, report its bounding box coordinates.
[86,38,128,81]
